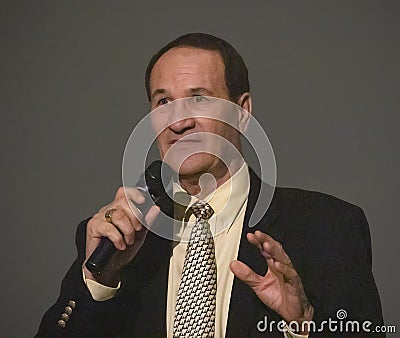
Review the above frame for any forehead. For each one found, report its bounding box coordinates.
[149,47,227,95]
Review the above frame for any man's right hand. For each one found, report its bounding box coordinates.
[83,187,160,287]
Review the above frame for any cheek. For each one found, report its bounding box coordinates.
[151,102,178,132]
[151,114,168,135]
[198,119,220,134]
[208,122,240,151]
[155,133,169,153]
[204,120,231,139]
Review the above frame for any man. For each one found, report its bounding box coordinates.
[36,33,383,337]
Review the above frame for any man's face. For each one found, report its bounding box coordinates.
[149,47,243,178]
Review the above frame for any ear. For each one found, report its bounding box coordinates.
[236,92,252,132]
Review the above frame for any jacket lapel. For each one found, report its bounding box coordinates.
[121,214,174,337]
[226,169,280,337]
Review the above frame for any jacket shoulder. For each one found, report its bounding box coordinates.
[273,186,365,218]
[266,186,371,251]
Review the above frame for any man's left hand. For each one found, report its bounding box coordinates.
[230,230,314,334]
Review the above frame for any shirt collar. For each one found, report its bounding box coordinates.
[173,162,250,238]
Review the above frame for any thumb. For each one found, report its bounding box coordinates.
[230,260,261,289]
[144,205,161,226]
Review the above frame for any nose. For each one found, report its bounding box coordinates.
[168,100,196,134]
[169,116,196,134]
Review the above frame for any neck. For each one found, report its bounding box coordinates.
[178,158,243,198]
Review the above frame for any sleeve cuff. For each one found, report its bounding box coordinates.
[284,324,309,338]
[82,268,121,301]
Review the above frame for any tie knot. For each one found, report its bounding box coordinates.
[191,200,214,221]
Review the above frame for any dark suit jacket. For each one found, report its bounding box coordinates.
[36,169,384,337]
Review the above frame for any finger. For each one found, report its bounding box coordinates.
[105,208,136,245]
[144,205,161,226]
[246,232,272,259]
[254,231,293,266]
[121,198,145,231]
[115,186,145,204]
[89,220,127,250]
[110,205,159,246]
[116,189,151,228]
[121,197,159,229]
[273,261,298,283]
[229,260,262,289]
[107,195,144,231]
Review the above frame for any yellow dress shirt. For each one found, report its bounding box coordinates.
[166,162,250,338]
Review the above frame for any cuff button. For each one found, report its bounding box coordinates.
[64,306,73,315]
[57,319,66,328]
[68,300,76,309]
[60,313,70,322]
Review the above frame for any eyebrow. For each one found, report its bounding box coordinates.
[189,87,214,95]
[151,87,215,101]
[151,88,168,101]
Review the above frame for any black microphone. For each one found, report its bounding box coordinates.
[85,160,173,276]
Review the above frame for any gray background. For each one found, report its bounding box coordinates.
[1,1,398,336]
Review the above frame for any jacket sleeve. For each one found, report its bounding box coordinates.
[35,219,138,338]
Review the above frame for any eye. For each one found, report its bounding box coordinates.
[158,97,171,106]
[191,95,209,103]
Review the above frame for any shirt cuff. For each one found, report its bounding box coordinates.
[284,324,309,338]
[82,268,121,301]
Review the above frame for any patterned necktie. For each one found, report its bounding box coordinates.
[173,200,217,338]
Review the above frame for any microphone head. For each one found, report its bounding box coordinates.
[145,160,173,198]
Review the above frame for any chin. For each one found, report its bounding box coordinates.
[166,153,215,177]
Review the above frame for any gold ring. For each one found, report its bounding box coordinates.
[105,208,117,223]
